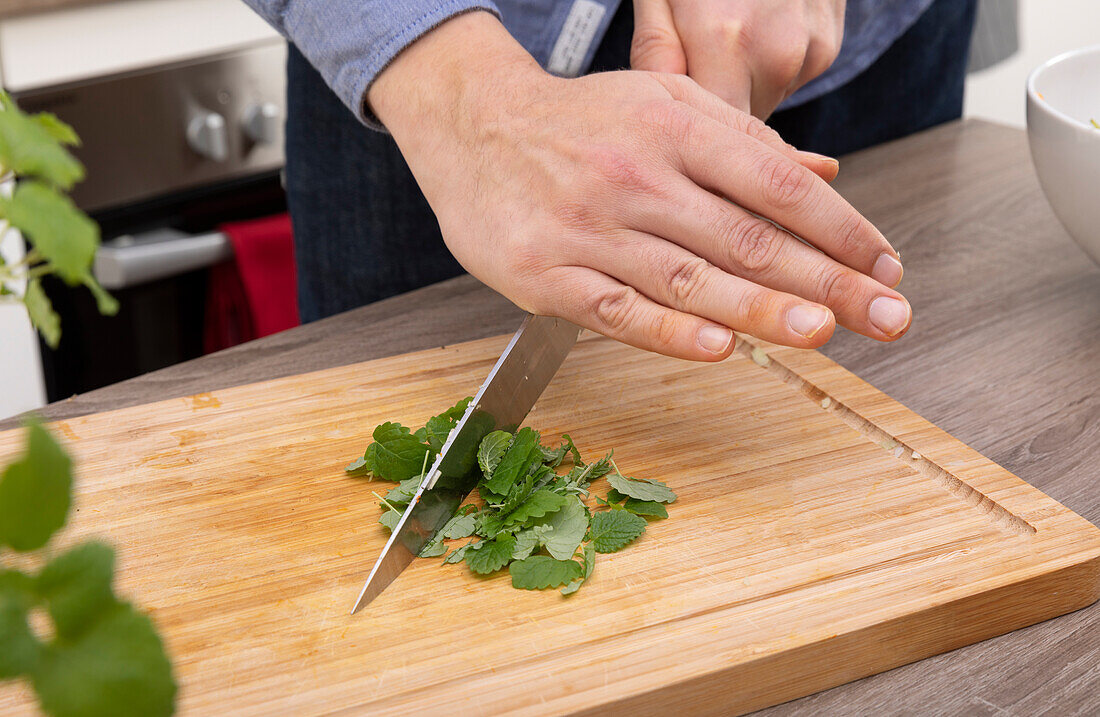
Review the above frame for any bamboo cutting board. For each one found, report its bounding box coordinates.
[1,332,1098,715]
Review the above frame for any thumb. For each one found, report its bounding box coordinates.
[630,0,687,74]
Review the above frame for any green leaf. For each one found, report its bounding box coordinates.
[32,112,80,146]
[418,538,446,558]
[35,541,116,640]
[491,466,539,514]
[379,509,402,532]
[442,544,470,565]
[622,498,668,519]
[31,602,177,717]
[483,427,541,496]
[0,99,84,189]
[509,556,583,590]
[590,510,647,553]
[81,275,118,316]
[345,456,370,476]
[423,396,471,452]
[0,181,98,285]
[465,534,515,575]
[504,489,567,526]
[383,477,422,508]
[561,543,595,595]
[23,278,60,348]
[477,430,512,479]
[560,433,583,466]
[0,420,72,552]
[439,512,477,540]
[0,569,40,678]
[606,473,677,504]
[363,422,430,481]
[535,495,588,560]
[510,529,539,561]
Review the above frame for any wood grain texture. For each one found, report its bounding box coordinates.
[0,331,1097,715]
[2,120,1097,712]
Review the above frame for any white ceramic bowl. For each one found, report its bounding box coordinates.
[1027,45,1100,267]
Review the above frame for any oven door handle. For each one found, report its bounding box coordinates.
[93,228,233,289]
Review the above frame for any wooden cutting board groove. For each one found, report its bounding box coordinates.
[735,339,1035,536]
[0,331,1097,716]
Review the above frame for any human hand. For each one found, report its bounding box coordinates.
[631,0,846,118]
[369,12,908,362]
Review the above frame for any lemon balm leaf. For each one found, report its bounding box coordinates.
[0,421,72,552]
[509,556,583,590]
[590,510,647,553]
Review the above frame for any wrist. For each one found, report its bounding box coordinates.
[369,11,545,150]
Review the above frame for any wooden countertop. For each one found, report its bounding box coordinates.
[8,119,1099,713]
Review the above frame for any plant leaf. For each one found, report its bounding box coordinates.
[442,544,470,565]
[439,512,477,540]
[379,509,402,532]
[561,543,595,595]
[344,456,371,477]
[0,98,84,189]
[509,555,583,590]
[590,510,647,553]
[23,279,60,348]
[363,422,430,481]
[423,397,471,452]
[383,477,422,508]
[465,534,515,575]
[483,427,541,496]
[81,275,118,316]
[536,495,588,560]
[476,430,512,479]
[0,181,98,285]
[35,541,117,640]
[31,602,177,717]
[418,538,446,558]
[504,489,567,526]
[622,498,668,519]
[510,529,539,561]
[0,420,72,552]
[606,473,677,504]
[0,569,40,678]
[31,112,80,146]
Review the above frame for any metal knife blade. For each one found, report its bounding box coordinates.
[350,314,580,614]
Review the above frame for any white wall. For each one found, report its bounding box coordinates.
[965,0,1100,127]
[0,226,47,421]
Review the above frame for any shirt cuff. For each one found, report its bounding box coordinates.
[284,1,502,130]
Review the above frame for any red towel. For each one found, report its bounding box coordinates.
[203,213,299,353]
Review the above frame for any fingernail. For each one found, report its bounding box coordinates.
[697,325,733,354]
[871,253,904,288]
[868,296,911,337]
[803,151,839,167]
[787,305,830,339]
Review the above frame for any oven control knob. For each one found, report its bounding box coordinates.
[242,102,281,145]
[187,111,229,161]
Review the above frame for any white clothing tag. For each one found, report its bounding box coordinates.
[546,0,607,77]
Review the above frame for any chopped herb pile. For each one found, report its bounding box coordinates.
[346,398,676,594]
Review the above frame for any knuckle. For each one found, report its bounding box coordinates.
[816,268,860,309]
[591,284,638,335]
[666,256,713,307]
[637,100,695,147]
[722,215,781,273]
[761,156,814,209]
[734,289,774,329]
[833,211,869,259]
[630,26,679,68]
[715,18,751,53]
[589,146,650,195]
[651,309,680,348]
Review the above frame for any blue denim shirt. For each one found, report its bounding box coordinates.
[243,0,934,127]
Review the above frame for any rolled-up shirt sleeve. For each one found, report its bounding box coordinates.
[242,0,501,128]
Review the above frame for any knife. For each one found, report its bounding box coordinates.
[350,314,581,614]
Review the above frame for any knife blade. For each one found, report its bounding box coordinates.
[350,314,581,614]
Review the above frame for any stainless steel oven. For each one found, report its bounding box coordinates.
[11,38,288,400]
